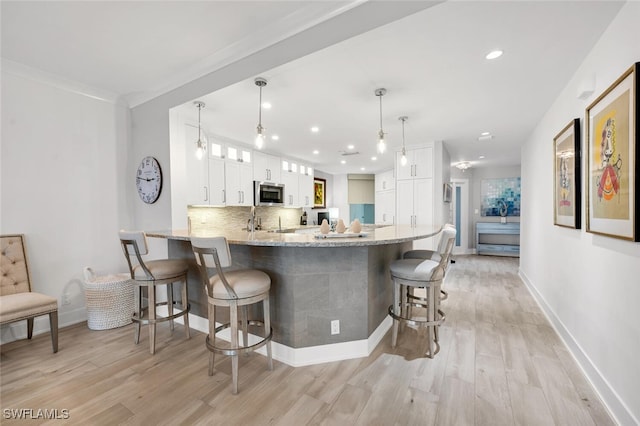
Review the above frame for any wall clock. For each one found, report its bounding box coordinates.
[136,156,162,204]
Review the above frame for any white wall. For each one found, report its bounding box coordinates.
[520,3,640,424]
[0,64,130,341]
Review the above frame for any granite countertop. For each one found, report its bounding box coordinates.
[147,225,442,247]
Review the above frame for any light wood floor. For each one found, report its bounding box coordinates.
[1,255,614,425]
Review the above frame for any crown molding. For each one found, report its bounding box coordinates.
[1,58,125,107]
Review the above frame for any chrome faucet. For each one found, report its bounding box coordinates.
[278,216,282,232]
[247,206,256,232]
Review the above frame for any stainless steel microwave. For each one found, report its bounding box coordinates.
[254,181,284,206]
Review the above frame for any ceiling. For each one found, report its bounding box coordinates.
[2,1,624,175]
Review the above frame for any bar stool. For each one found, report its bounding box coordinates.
[191,236,273,395]
[389,236,455,358]
[119,231,190,354]
[403,224,456,301]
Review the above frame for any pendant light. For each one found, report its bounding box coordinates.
[194,101,206,159]
[375,88,387,154]
[399,116,408,166]
[254,77,267,149]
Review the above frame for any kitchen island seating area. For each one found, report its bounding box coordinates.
[119,230,191,354]
[191,236,273,395]
[389,227,456,358]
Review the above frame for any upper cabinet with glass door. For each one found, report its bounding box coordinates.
[224,144,253,206]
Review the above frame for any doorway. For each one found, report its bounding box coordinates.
[451,179,470,254]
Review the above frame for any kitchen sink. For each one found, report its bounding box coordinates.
[267,228,297,233]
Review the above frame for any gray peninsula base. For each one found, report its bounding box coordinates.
[168,239,411,349]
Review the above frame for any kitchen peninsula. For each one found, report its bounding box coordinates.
[148,225,440,366]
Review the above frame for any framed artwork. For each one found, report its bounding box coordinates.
[313,177,326,208]
[480,178,521,216]
[553,118,581,228]
[586,62,638,241]
[443,183,452,203]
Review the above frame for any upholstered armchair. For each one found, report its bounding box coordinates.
[0,234,58,352]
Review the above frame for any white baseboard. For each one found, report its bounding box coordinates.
[164,307,392,367]
[518,269,637,426]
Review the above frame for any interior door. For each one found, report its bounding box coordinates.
[451,178,469,254]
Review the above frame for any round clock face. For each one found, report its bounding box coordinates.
[136,156,162,204]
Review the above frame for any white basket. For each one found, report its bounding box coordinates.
[83,267,134,330]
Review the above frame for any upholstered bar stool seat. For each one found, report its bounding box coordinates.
[403,225,456,301]
[191,236,273,395]
[119,231,190,354]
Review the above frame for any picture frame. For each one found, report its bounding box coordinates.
[586,62,638,241]
[313,177,326,209]
[553,118,581,229]
[443,183,452,203]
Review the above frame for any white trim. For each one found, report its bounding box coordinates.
[126,1,366,108]
[167,308,392,367]
[1,59,122,105]
[518,269,636,426]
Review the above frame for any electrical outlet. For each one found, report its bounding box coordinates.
[62,293,71,306]
[331,319,340,335]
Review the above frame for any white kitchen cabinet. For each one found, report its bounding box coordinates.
[254,152,281,183]
[225,161,253,206]
[185,125,209,205]
[396,178,433,227]
[375,190,395,225]
[281,159,313,207]
[396,147,433,180]
[207,157,226,205]
[299,167,313,208]
[281,169,299,207]
[375,169,395,191]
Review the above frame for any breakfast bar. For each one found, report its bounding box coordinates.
[147,225,440,365]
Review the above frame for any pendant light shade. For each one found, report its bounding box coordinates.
[255,77,267,149]
[194,101,206,159]
[399,116,408,166]
[375,88,387,154]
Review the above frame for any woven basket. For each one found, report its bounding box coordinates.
[83,267,134,330]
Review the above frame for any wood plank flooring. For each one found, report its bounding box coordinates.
[0,255,614,425]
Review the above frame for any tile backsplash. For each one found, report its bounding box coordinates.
[188,206,303,233]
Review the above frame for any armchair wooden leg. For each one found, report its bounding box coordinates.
[27,318,34,339]
[49,311,59,353]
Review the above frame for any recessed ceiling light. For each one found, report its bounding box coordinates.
[311,126,319,133]
[313,150,319,155]
[262,102,272,109]
[347,144,355,150]
[479,155,485,159]
[360,167,366,171]
[340,160,346,164]
[371,156,377,161]
[485,50,503,60]
[481,131,491,136]
[271,135,279,140]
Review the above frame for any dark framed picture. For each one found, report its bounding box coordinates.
[586,62,638,241]
[313,177,326,208]
[443,183,452,203]
[553,118,581,229]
